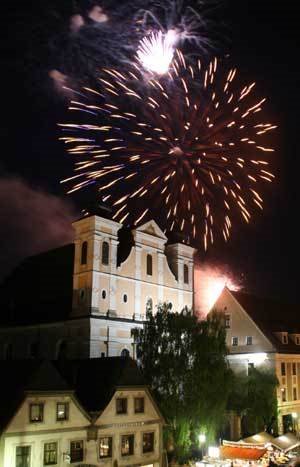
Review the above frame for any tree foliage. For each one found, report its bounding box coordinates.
[132,303,233,462]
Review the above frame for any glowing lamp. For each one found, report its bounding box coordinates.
[199,434,206,444]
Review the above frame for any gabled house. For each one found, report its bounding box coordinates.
[214,287,300,435]
[0,357,165,467]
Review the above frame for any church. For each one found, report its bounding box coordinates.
[0,213,195,360]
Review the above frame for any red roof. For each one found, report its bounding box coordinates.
[220,445,267,460]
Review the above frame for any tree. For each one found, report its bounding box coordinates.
[132,303,233,462]
[228,367,278,436]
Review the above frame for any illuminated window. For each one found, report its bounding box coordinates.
[292,363,297,375]
[183,264,189,284]
[147,254,153,276]
[293,387,298,401]
[143,432,154,453]
[134,397,144,413]
[232,337,238,346]
[246,336,253,346]
[121,434,134,456]
[30,403,44,423]
[81,241,88,265]
[16,446,31,467]
[56,403,69,421]
[102,241,109,265]
[116,398,127,414]
[281,362,286,376]
[70,441,83,463]
[44,442,57,465]
[99,437,112,458]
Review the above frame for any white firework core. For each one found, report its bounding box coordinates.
[136,30,177,75]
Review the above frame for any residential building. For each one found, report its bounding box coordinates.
[0,357,165,467]
[214,287,300,435]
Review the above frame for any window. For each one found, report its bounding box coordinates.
[281,362,286,376]
[102,289,106,299]
[16,446,31,467]
[281,388,286,402]
[44,442,57,465]
[70,441,83,463]
[292,362,297,376]
[143,432,154,453]
[282,333,288,344]
[123,294,128,303]
[232,337,238,346]
[56,402,69,421]
[146,254,153,276]
[99,437,112,458]
[79,288,86,301]
[246,336,253,346]
[81,241,88,265]
[102,241,109,265]
[293,387,298,401]
[146,297,153,313]
[225,314,231,329]
[30,403,44,423]
[134,397,144,413]
[121,348,130,358]
[121,434,134,456]
[296,336,300,345]
[116,398,127,414]
[101,352,106,358]
[183,264,189,284]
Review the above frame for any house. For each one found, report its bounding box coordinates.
[214,287,300,435]
[0,215,195,360]
[0,357,165,467]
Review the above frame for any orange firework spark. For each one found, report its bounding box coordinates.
[59,53,276,250]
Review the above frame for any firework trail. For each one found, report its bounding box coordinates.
[59,52,276,251]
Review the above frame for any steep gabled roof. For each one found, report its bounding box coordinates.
[230,290,300,354]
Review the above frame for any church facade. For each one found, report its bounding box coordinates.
[0,215,195,360]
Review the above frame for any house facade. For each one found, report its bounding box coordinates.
[214,287,300,435]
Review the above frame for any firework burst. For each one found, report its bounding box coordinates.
[60,52,276,251]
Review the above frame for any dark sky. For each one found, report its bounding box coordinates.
[1,1,299,303]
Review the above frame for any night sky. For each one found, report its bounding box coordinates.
[1,1,299,303]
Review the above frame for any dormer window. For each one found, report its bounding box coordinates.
[282,333,288,344]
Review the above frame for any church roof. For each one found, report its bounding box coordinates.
[230,290,300,353]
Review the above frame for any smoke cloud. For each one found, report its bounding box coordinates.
[0,177,76,281]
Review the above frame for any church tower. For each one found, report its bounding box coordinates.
[72,215,121,317]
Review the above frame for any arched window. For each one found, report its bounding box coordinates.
[146,297,153,313]
[81,241,88,265]
[183,264,189,284]
[121,348,130,358]
[146,254,153,276]
[29,341,39,359]
[102,241,109,265]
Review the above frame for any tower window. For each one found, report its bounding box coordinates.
[102,241,109,265]
[81,241,88,265]
[147,254,153,276]
[184,264,189,284]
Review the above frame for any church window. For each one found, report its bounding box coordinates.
[102,290,106,299]
[81,241,88,265]
[147,254,153,276]
[102,241,109,265]
[146,297,153,313]
[121,348,130,357]
[183,264,189,284]
[123,294,128,303]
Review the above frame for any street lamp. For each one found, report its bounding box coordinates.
[199,434,206,459]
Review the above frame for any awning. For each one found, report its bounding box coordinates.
[220,445,267,461]
[242,432,275,445]
[272,433,300,452]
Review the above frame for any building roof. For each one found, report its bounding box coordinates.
[230,290,300,354]
[54,357,147,412]
[0,357,147,433]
